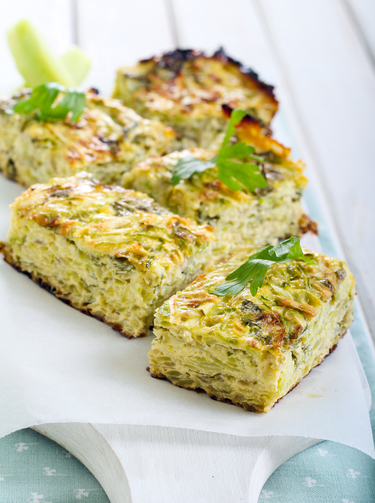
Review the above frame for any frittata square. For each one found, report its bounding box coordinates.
[113,48,278,150]
[0,88,174,187]
[0,174,214,338]
[149,247,355,411]
[122,116,313,257]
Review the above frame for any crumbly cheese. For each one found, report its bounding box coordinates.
[1,174,215,337]
[0,89,175,187]
[149,247,355,411]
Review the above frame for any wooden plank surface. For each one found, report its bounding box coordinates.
[344,0,375,62]
[171,0,279,85]
[77,0,175,96]
[0,0,74,95]
[258,0,375,339]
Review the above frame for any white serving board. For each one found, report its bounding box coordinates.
[34,423,320,503]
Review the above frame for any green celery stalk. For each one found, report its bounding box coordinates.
[7,19,74,87]
[59,45,91,86]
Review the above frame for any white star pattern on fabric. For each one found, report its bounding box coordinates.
[317,448,328,457]
[304,477,321,487]
[75,489,90,499]
[347,469,360,479]
[15,442,37,452]
[43,468,56,476]
[15,443,28,452]
[342,499,355,503]
[261,489,274,498]
[27,494,52,503]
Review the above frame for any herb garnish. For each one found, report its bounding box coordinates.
[13,82,86,123]
[171,108,267,192]
[212,237,316,297]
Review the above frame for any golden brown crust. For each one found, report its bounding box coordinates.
[0,244,148,339]
[298,213,319,235]
[140,48,278,105]
[148,333,345,413]
[0,89,175,187]
[223,104,293,158]
[222,104,271,136]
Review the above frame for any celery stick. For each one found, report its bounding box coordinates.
[7,19,74,87]
[60,45,91,86]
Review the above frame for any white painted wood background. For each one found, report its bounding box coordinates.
[1,0,374,340]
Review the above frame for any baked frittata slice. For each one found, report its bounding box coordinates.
[0,88,174,187]
[113,48,278,150]
[122,115,312,257]
[0,174,214,338]
[149,246,355,412]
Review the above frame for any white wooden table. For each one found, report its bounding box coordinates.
[1,1,374,501]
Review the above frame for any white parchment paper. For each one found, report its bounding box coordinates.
[1,176,374,459]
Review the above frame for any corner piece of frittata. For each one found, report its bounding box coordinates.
[148,247,355,411]
[0,173,215,338]
[113,48,278,150]
[0,88,175,187]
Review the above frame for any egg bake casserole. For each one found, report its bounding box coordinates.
[113,48,278,150]
[0,88,174,187]
[149,246,355,411]
[123,113,315,257]
[0,173,215,338]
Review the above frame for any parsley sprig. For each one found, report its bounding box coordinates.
[171,109,267,192]
[13,82,86,123]
[212,237,316,297]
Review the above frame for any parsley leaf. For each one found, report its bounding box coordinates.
[171,108,267,192]
[212,237,316,297]
[13,82,86,123]
[221,108,249,145]
[171,155,218,185]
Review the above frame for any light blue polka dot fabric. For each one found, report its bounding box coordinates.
[0,185,374,502]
